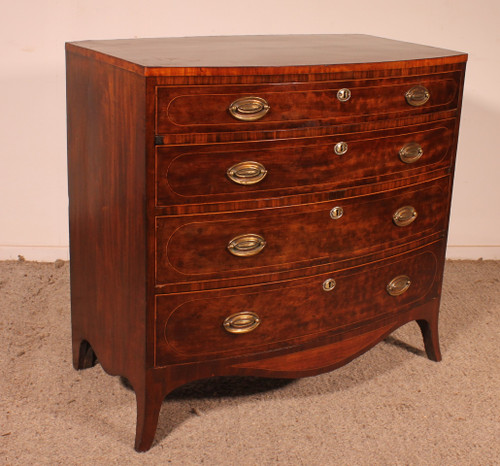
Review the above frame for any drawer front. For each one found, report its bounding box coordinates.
[156,176,450,285]
[155,240,444,365]
[156,73,460,136]
[157,119,455,207]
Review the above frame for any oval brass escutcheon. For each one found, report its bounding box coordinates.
[322,278,336,291]
[337,88,351,102]
[334,141,349,156]
[223,311,261,334]
[393,205,418,227]
[330,206,344,220]
[399,142,424,164]
[386,275,411,296]
[227,161,268,185]
[228,96,270,121]
[405,85,430,106]
[227,233,266,257]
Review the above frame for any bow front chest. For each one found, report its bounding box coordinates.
[66,35,467,451]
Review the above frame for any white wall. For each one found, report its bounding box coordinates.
[1,0,499,261]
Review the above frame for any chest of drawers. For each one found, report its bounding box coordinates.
[66,35,467,451]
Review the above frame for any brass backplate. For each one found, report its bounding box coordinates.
[399,142,424,163]
[228,96,270,121]
[227,161,268,185]
[393,205,418,227]
[405,85,430,106]
[386,275,411,296]
[227,233,266,257]
[223,311,261,334]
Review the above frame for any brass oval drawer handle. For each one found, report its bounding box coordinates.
[393,205,418,227]
[223,311,261,334]
[227,233,266,257]
[386,275,411,296]
[322,278,336,292]
[227,161,268,185]
[334,141,348,156]
[405,85,430,106]
[399,142,423,164]
[337,88,351,102]
[228,96,270,121]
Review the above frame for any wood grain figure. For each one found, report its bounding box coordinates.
[66,34,467,451]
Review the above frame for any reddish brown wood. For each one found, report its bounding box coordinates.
[156,176,450,285]
[66,50,147,390]
[157,119,456,207]
[65,35,466,452]
[231,298,443,376]
[136,295,444,448]
[154,168,454,218]
[155,240,443,365]
[156,72,460,136]
[417,315,442,361]
[66,34,467,76]
[133,373,166,452]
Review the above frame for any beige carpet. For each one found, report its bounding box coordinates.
[1,259,499,465]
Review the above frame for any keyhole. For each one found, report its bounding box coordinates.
[334,142,348,156]
[323,278,336,291]
[337,88,351,102]
[330,206,344,220]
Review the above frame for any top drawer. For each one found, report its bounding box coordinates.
[156,72,460,137]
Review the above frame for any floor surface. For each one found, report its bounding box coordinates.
[1,259,499,465]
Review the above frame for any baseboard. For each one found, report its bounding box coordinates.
[0,245,499,262]
[0,245,69,262]
[446,245,500,260]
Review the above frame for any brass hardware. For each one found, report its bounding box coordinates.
[337,88,351,102]
[223,311,261,334]
[322,278,336,291]
[393,205,418,227]
[227,233,266,257]
[399,142,424,164]
[386,275,411,296]
[405,85,430,106]
[330,206,344,220]
[228,96,270,121]
[227,161,268,185]
[334,141,348,156]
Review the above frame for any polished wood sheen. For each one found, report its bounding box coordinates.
[156,176,450,285]
[66,51,147,389]
[156,119,456,207]
[155,240,443,365]
[66,35,467,452]
[67,34,466,74]
[156,72,459,136]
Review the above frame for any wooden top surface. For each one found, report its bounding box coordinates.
[66,35,467,76]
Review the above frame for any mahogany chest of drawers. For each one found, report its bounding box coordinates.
[65,35,467,451]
